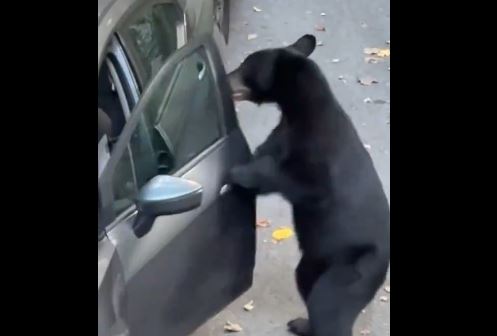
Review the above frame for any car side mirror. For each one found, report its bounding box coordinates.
[132,175,203,237]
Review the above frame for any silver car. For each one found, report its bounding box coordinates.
[98,1,256,335]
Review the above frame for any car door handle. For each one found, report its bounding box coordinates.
[219,184,231,195]
[197,61,206,80]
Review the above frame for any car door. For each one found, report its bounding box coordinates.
[98,36,256,336]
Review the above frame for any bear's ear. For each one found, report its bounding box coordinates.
[287,34,316,57]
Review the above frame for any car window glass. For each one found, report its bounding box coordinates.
[98,61,127,142]
[122,3,185,87]
[110,47,222,217]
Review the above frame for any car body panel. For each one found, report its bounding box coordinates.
[98,237,129,336]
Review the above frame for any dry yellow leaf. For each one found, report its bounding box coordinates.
[224,321,243,332]
[377,49,390,57]
[272,227,294,241]
[363,47,390,58]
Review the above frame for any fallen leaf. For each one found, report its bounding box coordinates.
[373,99,388,104]
[243,300,255,311]
[315,24,326,32]
[247,34,258,40]
[377,49,390,57]
[256,219,271,228]
[363,47,390,57]
[364,48,378,55]
[363,97,373,103]
[316,41,324,46]
[253,6,262,12]
[360,329,371,335]
[224,321,243,332]
[272,227,294,241]
[384,285,390,293]
[380,295,389,302]
[365,56,383,64]
[358,76,379,86]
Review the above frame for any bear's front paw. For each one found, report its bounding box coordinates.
[227,165,255,189]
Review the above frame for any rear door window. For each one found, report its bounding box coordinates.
[118,2,186,89]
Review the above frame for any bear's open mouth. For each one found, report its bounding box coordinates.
[232,90,250,101]
[228,69,250,102]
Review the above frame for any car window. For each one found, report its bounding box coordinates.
[119,2,186,89]
[110,48,223,217]
[98,60,127,142]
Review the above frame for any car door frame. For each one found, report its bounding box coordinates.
[98,35,255,336]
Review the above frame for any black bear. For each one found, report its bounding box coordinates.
[227,34,390,336]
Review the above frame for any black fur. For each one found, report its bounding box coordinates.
[227,35,390,336]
